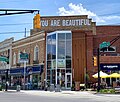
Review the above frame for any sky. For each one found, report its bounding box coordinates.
[0,0,120,42]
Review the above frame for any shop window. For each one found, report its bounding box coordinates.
[47,36,52,60]
[51,34,56,59]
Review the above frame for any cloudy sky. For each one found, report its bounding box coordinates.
[0,0,120,41]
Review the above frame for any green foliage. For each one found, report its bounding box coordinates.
[0,85,2,91]
[100,89,115,94]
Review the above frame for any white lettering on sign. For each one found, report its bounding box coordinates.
[51,20,60,26]
[41,20,48,27]
[41,19,91,27]
[103,65,118,68]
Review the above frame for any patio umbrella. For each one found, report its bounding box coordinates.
[92,71,109,78]
[109,73,120,78]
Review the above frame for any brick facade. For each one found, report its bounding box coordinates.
[12,32,45,68]
[0,15,120,88]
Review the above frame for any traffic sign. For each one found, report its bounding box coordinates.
[20,53,28,60]
[0,56,9,62]
[99,41,110,49]
[20,53,29,63]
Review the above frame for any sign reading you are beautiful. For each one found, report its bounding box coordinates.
[40,15,94,31]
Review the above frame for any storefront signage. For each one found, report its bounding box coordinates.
[100,63,120,70]
[57,59,65,68]
[51,59,66,68]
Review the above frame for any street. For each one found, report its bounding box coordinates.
[0,91,120,102]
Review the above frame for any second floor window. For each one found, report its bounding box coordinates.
[34,46,39,61]
[13,52,16,65]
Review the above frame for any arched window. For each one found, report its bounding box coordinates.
[18,51,20,63]
[34,45,39,61]
[13,52,16,65]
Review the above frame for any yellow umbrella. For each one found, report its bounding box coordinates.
[92,71,109,78]
[109,73,120,78]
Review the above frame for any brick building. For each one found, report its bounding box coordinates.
[0,15,120,90]
[33,15,120,89]
[10,32,45,89]
[0,38,13,84]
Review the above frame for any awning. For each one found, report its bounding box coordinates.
[100,63,120,70]
[10,65,43,75]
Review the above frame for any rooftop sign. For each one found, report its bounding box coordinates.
[39,15,95,31]
[41,19,91,27]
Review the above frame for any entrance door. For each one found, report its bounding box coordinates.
[65,73,72,89]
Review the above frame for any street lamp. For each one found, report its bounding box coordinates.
[97,42,111,92]
[97,34,120,92]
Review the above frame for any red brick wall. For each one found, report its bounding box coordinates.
[94,26,120,54]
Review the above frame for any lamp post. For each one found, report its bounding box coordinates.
[97,48,100,92]
[5,69,9,91]
[97,34,120,92]
[20,52,28,90]
[23,61,26,90]
[97,42,110,92]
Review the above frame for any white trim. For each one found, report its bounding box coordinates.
[56,33,58,85]
[65,73,72,89]
[47,31,71,36]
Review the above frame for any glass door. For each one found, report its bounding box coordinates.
[65,73,72,89]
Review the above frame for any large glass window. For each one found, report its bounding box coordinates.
[47,36,52,60]
[66,41,72,58]
[46,31,72,87]
[47,34,56,60]
[51,34,56,59]
[58,33,65,59]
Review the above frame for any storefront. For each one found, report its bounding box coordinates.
[9,65,43,89]
[46,31,72,89]
[0,69,7,85]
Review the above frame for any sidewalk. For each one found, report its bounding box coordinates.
[1,89,89,97]
[20,90,96,97]
[1,89,120,98]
